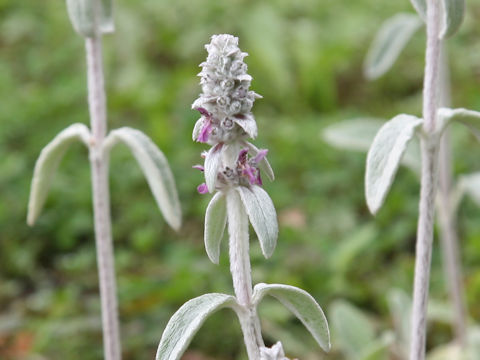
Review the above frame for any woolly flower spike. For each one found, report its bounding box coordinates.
[260,342,292,360]
[192,34,262,145]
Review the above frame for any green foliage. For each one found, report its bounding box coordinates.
[2,0,480,359]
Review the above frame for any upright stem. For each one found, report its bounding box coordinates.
[226,190,265,360]
[436,44,467,346]
[86,35,121,360]
[410,1,441,360]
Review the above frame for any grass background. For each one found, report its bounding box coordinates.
[1,0,480,358]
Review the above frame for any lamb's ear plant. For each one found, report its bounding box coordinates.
[27,1,181,359]
[324,0,476,354]
[156,34,330,360]
[365,1,473,359]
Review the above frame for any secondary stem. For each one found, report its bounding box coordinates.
[226,189,265,360]
[410,1,441,360]
[86,35,122,360]
[436,44,467,346]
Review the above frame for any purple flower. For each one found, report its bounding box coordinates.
[197,183,209,194]
[195,108,213,143]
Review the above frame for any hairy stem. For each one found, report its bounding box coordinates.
[410,1,441,360]
[436,44,467,346]
[226,190,265,360]
[86,35,121,360]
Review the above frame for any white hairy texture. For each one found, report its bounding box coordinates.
[102,127,182,231]
[365,114,423,214]
[192,118,204,141]
[204,192,227,264]
[253,283,331,352]
[236,186,278,259]
[437,107,480,141]
[27,123,90,226]
[364,13,423,80]
[234,114,258,139]
[260,342,290,360]
[410,1,442,360]
[155,293,238,360]
[86,35,121,360]
[204,144,223,193]
[226,190,264,359]
[192,34,261,145]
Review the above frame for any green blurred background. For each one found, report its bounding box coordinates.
[1,0,480,359]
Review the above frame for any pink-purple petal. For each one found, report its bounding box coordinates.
[253,149,268,164]
[197,121,212,143]
[192,165,205,172]
[196,107,210,117]
[197,183,209,194]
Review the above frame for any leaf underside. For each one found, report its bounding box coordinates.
[204,192,227,264]
[253,283,330,352]
[27,123,90,226]
[438,107,480,142]
[365,114,423,214]
[156,293,237,360]
[204,144,223,193]
[364,13,422,80]
[104,127,181,230]
[440,0,465,39]
[236,186,278,258]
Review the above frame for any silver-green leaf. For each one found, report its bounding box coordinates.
[253,283,330,352]
[66,0,114,38]
[410,0,427,21]
[323,119,421,173]
[103,127,181,231]
[27,123,90,226]
[330,300,376,360]
[364,13,423,80]
[365,114,423,214]
[438,107,480,141]
[323,118,386,152]
[236,186,278,258]
[156,293,238,360]
[204,192,227,264]
[204,144,223,193]
[439,0,465,39]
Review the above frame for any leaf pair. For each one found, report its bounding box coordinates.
[410,0,464,38]
[27,125,181,231]
[204,186,278,263]
[66,0,114,37]
[156,284,330,360]
[365,108,480,214]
